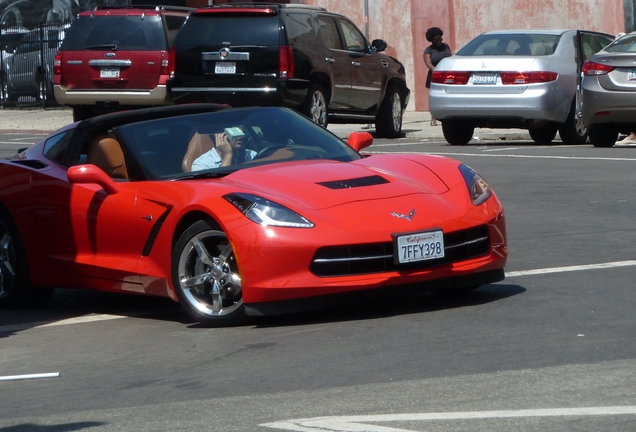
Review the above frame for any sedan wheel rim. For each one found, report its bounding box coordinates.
[391,93,402,132]
[311,91,327,127]
[177,230,242,317]
[0,222,16,298]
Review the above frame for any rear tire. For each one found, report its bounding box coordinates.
[589,125,618,148]
[529,125,558,144]
[0,208,53,309]
[558,100,588,144]
[442,120,474,145]
[72,106,94,122]
[301,84,328,128]
[375,85,403,138]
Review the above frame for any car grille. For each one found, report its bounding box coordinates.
[310,225,490,277]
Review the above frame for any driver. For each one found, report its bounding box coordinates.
[191,126,256,170]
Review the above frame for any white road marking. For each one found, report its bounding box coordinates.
[505,260,636,277]
[261,406,636,431]
[364,150,636,162]
[0,372,60,382]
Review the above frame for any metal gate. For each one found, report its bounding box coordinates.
[0,20,71,109]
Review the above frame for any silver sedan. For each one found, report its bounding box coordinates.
[581,32,636,147]
[429,29,613,145]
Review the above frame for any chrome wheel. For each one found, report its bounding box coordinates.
[0,219,17,300]
[375,85,403,138]
[175,224,244,323]
[309,89,327,127]
[390,91,402,133]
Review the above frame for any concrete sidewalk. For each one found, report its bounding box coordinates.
[0,107,531,142]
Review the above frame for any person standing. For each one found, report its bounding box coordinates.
[424,27,452,126]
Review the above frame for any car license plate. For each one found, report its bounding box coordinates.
[100,68,119,79]
[215,62,236,74]
[628,68,636,82]
[394,230,444,264]
[472,72,497,85]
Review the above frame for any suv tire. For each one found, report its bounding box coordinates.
[302,84,328,128]
[442,120,474,145]
[72,106,94,122]
[375,85,403,138]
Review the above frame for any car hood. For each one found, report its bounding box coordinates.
[217,156,450,210]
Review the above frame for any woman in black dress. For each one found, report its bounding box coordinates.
[423,27,452,126]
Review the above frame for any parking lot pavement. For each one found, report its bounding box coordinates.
[0,107,531,141]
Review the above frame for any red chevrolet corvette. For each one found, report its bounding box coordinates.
[0,105,507,325]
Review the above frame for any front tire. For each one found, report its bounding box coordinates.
[558,100,588,144]
[588,125,618,148]
[172,220,246,326]
[375,85,403,138]
[0,208,53,308]
[442,120,474,145]
[301,83,328,128]
[529,125,558,144]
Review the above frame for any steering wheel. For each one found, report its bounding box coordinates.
[253,145,286,159]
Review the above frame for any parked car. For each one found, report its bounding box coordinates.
[167,4,410,138]
[0,104,506,326]
[429,29,614,145]
[580,31,636,147]
[4,24,68,104]
[0,26,29,101]
[53,5,194,122]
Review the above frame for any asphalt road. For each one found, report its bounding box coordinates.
[1,133,636,431]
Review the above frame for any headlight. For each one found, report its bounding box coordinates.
[224,193,315,228]
[459,164,492,205]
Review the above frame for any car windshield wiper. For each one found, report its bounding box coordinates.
[84,44,117,50]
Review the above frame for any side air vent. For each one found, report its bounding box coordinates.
[318,175,389,190]
[11,160,48,169]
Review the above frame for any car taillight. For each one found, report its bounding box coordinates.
[279,46,294,79]
[431,71,470,85]
[499,71,558,84]
[582,61,615,76]
[54,54,61,76]
[168,46,176,78]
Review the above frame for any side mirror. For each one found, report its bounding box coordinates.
[347,131,373,152]
[371,39,387,53]
[67,164,120,195]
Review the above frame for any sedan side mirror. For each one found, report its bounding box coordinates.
[371,39,387,53]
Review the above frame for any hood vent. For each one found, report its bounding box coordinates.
[317,175,389,190]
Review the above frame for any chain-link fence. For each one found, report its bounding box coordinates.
[0,20,71,109]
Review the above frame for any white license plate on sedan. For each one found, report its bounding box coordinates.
[100,68,119,79]
[215,62,236,74]
[394,230,444,264]
[472,72,497,85]
[628,69,636,81]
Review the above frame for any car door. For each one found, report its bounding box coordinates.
[316,14,351,109]
[575,31,614,126]
[335,17,382,111]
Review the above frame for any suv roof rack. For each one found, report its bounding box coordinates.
[198,3,326,11]
[96,5,195,12]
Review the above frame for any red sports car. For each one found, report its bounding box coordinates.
[0,105,507,326]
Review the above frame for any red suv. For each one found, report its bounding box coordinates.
[53,5,193,121]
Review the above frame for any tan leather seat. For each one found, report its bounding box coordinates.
[86,135,128,179]
[182,132,215,172]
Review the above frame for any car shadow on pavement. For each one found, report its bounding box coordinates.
[0,421,105,432]
[250,283,526,328]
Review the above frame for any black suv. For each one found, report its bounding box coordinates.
[167,4,409,138]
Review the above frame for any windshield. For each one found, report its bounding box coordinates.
[115,107,362,180]
[60,15,167,51]
[457,33,561,56]
[604,34,636,52]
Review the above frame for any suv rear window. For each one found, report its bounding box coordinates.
[456,33,561,56]
[60,15,167,51]
[175,14,279,46]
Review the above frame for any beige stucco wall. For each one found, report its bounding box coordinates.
[298,0,626,111]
